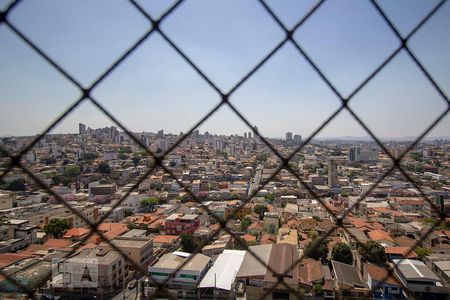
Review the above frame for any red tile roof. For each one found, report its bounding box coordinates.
[385,247,418,259]
[365,263,401,286]
[153,235,179,244]
[242,234,257,242]
[298,258,323,284]
[63,227,90,238]
[0,253,31,268]
[44,238,73,248]
[368,230,394,243]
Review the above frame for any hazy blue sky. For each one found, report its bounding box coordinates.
[0,0,449,140]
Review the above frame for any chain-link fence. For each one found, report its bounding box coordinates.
[0,0,449,299]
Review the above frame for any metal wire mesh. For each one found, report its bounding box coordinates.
[0,0,449,299]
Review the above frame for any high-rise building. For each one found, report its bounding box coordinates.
[141,134,149,148]
[244,132,247,139]
[328,159,339,188]
[349,147,378,163]
[349,147,358,161]
[286,132,293,141]
[157,129,164,138]
[293,134,302,145]
[192,129,200,139]
[79,123,86,135]
[248,132,252,139]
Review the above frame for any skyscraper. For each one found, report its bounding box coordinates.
[293,135,302,145]
[286,132,293,141]
[328,159,339,188]
[79,123,86,135]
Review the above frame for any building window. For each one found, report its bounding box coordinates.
[150,271,169,277]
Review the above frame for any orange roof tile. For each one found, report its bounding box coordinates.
[44,239,73,248]
[0,253,31,268]
[368,230,394,243]
[247,221,263,231]
[394,236,416,248]
[97,223,127,232]
[260,234,277,245]
[385,247,417,259]
[153,235,179,244]
[365,263,401,286]
[63,227,90,238]
[242,234,257,242]
[298,258,323,284]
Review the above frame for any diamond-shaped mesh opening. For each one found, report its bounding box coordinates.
[0,0,449,299]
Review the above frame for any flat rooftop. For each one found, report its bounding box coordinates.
[393,259,440,282]
[151,252,210,272]
[110,237,151,248]
[121,229,147,238]
[67,248,122,264]
[166,213,198,221]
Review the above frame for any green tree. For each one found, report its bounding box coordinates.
[240,216,252,231]
[118,153,129,160]
[123,208,134,218]
[307,229,318,239]
[332,242,353,265]
[414,246,432,259]
[423,217,437,226]
[358,241,386,265]
[119,147,132,154]
[312,284,324,296]
[41,195,49,203]
[265,194,275,203]
[141,197,159,211]
[98,161,111,174]
[44,218,70,238]
[254,204,269,220]
[340,191,349,197]
[180,233,197,253]
[6,178,26,191]
[132,156,141,167]
[305,239,329,261]
[63,165,81,178]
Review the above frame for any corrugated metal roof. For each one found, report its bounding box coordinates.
[393,259,440,282]
[237,244,272,278]
[199,250,246,291]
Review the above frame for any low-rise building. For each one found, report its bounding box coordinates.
[164,214,200,235]
[363,263,405,300]
[263,212,279,234]
[147,251,211,299]
[0,258,51,292]
[51,247,125,294]
[392,259,448,299]
[236,243,299,299]
[199,250,246,299]
[331,260,370,298]
[102,236,153,269]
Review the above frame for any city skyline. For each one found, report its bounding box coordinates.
[2,120,450,142]
[1,0,449,138]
